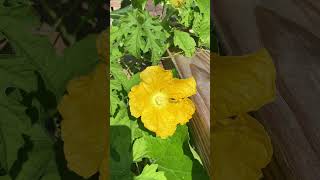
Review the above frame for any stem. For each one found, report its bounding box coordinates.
[38,0,75,45]
[72,1,102,39]
[162,6,176,23]
[161,51,183,59]
[0,39,8,50]
[111,5,132,15]
[161,2,166,19]
[135,162,140,174]
[52,32,61,47]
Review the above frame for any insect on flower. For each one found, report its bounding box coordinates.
[128,66,196,138]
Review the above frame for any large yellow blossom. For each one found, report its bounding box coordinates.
[212,49,276,180]
[128,66,196,138]
[58,62,108,180]
[58,30,109,179]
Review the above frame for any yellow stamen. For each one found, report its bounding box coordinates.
[152,92,168,107]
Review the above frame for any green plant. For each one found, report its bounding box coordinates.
[110,0,210,179]
[0,1,105,179]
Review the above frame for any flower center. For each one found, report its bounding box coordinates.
[152,92,167,107]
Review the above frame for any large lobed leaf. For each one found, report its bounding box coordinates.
[133,125,209,180]
[0,1,101,179]
[112,9,169,64]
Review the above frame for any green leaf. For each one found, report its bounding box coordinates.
[134,164,167,180]
[0,16,98,99]
[195,0,209,14]
[177,2,194,27]
[0,16,61,95]
[112,9,168,64]
[0,4,100,179]
[110,26,123,46]
[110,79,126,116]
[0,56,49,176]
[132,0,148,10]
[173,30,196,57]
[153,0,165,6]
[189,144,202,165]
[132,125,208,180]
[126,27,145,58]
[111,63,141,92]
[0,175,11,180]
[192,13,210,48]
[0,0,36,23]
[110,63,129,90]
[14,124,59,180]
[0,56,37,171]
[0,96,31,172]
[110,125,133,180]
[126,72,141,91]
[62,35,100,84]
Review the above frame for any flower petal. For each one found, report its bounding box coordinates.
[164,77,197,99]
[168,98,195,125]
[213,49,276,119]
[212,113,273,180]
[58,63,108,178]
[99,156,108,180]
[141,106,177,138]
[140,66,173,90]
[128,82,152,118]
[129,65,197,138]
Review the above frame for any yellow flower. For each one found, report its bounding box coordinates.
[128,66,196,138]
[170,0,185,8]
[212,49,276,180]
[58,62,108,180]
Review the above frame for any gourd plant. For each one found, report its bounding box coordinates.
[110,0,210,179]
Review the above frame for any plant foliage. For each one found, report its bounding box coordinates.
[0,0,103,179]
[110,0,210,179]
